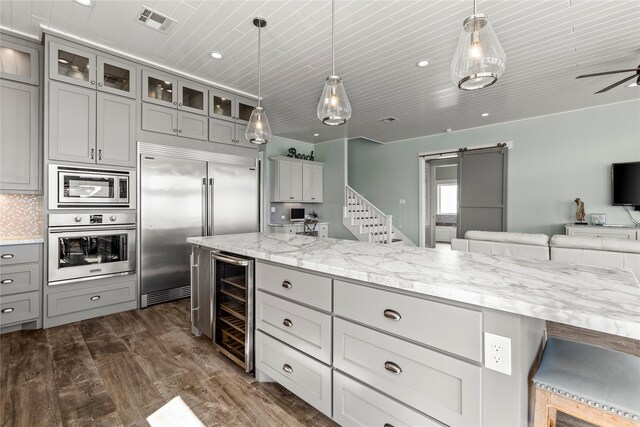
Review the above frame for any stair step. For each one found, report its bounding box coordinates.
[377,238,403,244]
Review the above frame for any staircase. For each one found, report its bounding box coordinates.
[343,186,413,245]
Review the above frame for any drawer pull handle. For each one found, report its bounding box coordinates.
[1,254,14,259]
[282,281,292,289]
[384,424,395,427]
[90,295,101,301]
[384,361,402,375]
[1,308,14,313]
[282,318,293,328]
[1,279,14,284]
[383,309,401,321]
[282,364,293,373]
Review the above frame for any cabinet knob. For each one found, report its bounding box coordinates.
[98,82,103,86]
[282,318,293,328]
[179,103,183,106]
[98,149,102,160]
[282,364,293,374]
[90,295,101,301]
[109,216,117,222]
[90,80,96,85]
[179,129,183,133]
[1,307,14,313]
[0,254,14,259]
[383,309,401,321]
[1,279,14,284]
[281,281,292,289]
[90,148,95,159]
[173,101,178,105]
[384,361,402,375]
[74,216,82,223]
[289,197,294,200]
[173,128,178,132]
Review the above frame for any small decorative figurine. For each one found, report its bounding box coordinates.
[575,198,586,223]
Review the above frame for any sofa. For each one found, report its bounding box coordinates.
[452,231,640,281]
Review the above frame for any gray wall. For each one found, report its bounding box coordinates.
[349,100,640,244]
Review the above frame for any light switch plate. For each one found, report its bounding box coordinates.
[484,332,512,375]
[270,207,276,213]
[399,199,406,204]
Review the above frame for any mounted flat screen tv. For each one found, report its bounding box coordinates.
[612,161,640,208]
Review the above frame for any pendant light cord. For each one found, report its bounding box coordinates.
[331,0,335,75]
[257,22,262,108]
[473,0,477,14]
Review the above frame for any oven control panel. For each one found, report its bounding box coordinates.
[49,212,136,227]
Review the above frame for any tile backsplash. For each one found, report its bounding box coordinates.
[0,194,44,236]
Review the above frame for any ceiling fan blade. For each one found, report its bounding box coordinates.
[594,74,637,94]
[576,68,640,79]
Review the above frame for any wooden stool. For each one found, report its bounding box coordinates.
[532,337,640,426]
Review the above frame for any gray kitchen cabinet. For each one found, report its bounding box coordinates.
[208,118,257,150]
[209,88,256,125]
[97,92,136,167]
[271,157,310,202]
[302,163,323,203]
[0,243,42,333]
[142,103,207,140]
[50,81,136,167]
[48,81,96,164]
[50,40,137,98]
[142,69,208,115]
[0,36,40,85]
[0,80,40,192]
[178,110,208,140]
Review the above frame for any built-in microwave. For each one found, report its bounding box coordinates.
[49,164,132,209]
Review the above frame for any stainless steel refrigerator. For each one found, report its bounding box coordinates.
[140,153,259,307]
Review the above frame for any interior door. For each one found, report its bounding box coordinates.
[141,155,207,297]
[425,161,435,248]
[457,147,508,237]
[208,162,259,236]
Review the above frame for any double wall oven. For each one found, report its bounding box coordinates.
[47,164,136,286]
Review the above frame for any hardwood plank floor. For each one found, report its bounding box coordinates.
[0,299,337,427]
[2,298,636,427]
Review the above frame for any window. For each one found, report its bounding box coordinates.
[437,182,458,214]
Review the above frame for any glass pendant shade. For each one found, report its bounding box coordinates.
[450,13,506,90]
[317,75,352,126]
[245,106,271,145]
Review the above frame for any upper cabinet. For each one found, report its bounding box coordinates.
[49,41,136,98]
[0,38,39,85]
[271,157,323,203]
[142,69,208,116]
[209,88,256,125]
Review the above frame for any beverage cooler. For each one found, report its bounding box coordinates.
[191,247,254,372]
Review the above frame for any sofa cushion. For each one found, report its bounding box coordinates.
[551,235,640,254]
[464,230,549,246]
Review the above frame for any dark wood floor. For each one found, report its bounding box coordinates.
[2,300,638,427]
[0,299,337,427]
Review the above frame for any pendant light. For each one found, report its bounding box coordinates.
[450,0,506,90]
[245,17,271,145]
[317,0,351,126]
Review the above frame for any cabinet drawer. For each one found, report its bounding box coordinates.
[0,263,40,295]
[257,291,332,364]
[334,318,481,427]
[0,291,39,325]
[333,371,444,427]
[47,279,135,317]
[256,262,332,311]
[334,280,482,361]
[0,244,40,266]
[256,330,332,417]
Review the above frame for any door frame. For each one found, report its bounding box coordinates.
[418,141,512,248]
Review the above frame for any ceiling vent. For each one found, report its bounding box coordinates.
[379,117,398,123]
[137,6,176,33]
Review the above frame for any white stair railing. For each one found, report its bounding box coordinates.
[345,185,393,244]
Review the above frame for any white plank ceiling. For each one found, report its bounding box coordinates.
[1,0,639,143]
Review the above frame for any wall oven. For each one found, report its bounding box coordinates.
[48,213,136,284]
[49,164,131,209]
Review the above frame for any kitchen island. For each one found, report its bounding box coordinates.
[188,232,639,427]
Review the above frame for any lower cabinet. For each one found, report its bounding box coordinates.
[44,274,136,328]
[333,371,444,427]
[0,243,42,332]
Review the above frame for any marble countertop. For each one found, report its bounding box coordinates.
[188,233,640,340]
[0,235,44,245]
[269,222,329,227]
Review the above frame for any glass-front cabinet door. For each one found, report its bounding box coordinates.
[178,81,208,115]
[209,88,234,121]
[49,41,96,89]
[0,39,39,85]
[236,96,256,125]
[142,69,177,106]
[97,57,136,98]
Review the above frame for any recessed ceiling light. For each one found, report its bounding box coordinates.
[481,112,490,117]
[313,133,319,137]
[445,128,453,133]
[210,52,223,60]
[74,0,93,6]
[628,82,638,88]
[416,60,430,67]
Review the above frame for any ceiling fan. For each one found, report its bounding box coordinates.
[576,65,640,94]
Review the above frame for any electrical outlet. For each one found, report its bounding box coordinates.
[399,199,406,205]
[280,215,285,219]
[270,207,276,213]
[484,332,512,375]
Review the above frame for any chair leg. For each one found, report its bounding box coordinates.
[533,388,552,427]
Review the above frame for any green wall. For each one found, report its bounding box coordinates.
[348,100,640,244]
